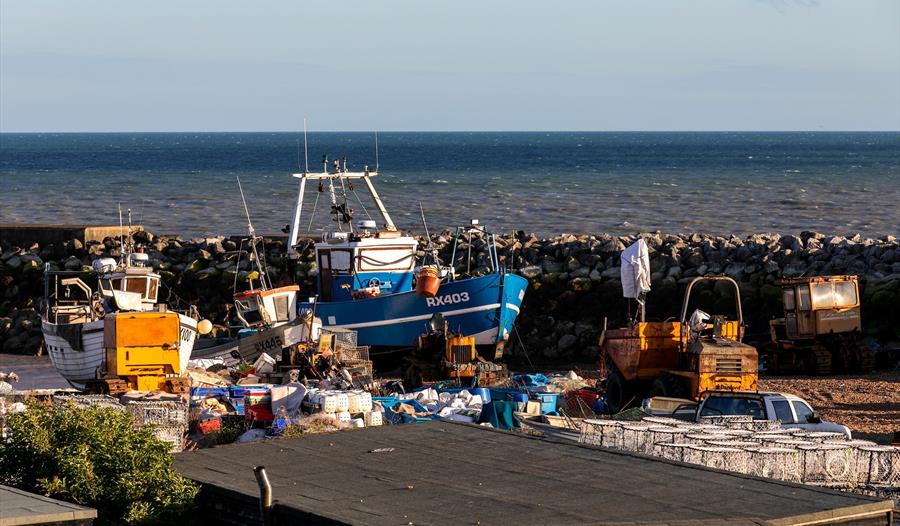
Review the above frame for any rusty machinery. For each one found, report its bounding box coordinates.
[402,313,507,390]
[765,275,873,375]
[599,276,758,413]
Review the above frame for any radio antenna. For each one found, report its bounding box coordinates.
[118,203,124,265]
[374,130,379,172]
[303,118,309,174]
[236,176,255,237]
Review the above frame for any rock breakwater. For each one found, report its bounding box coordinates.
[1,229,898,360]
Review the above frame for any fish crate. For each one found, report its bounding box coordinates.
[53,394,124,411]
[123,399,189,428]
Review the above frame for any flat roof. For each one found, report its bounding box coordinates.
[0,485,97,526]
[175,421,893,526]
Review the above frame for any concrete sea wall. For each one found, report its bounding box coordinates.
[1,229,898,359]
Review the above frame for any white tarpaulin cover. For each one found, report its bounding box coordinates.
[620,239,651,299]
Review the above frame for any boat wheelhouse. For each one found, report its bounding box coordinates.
[41,236,202,389]
[286,156,527,354]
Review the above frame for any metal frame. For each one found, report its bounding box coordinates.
[679,275,744,326]
[288,169,396,259]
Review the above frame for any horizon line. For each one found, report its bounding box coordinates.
[1,129,899,134]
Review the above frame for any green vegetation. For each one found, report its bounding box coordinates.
[0,400,198,526]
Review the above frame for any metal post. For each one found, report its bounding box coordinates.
[288,176,307,260]
[361,174,396,230]
[253,466,273,526]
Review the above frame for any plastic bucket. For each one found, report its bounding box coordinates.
[415,267,441,298]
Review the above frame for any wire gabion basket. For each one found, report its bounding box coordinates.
[805,431,848,443]
[698,414,753,427]
[749,420,784,432]
[641,416,685,426]
[620,423,652,453]
[858,445,900,487]
[683,446,743,471]
[798,444,856,486]
[578,419,622,448]
[123,399,189,427]
[710,428,754,439]
[750,447,803,482]
[773,438,816,449]
[648,426,689,455]
[656,442,693,462]
[53,394,124,411]
[684,433,724,445]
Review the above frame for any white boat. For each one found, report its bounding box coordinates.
[41,224,205,389]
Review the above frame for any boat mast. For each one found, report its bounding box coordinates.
[237,177,271,291]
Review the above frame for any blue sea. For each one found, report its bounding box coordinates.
[1,132,898,238]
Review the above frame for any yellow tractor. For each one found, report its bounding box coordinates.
[600,276,758,413]
[765,275,872,374]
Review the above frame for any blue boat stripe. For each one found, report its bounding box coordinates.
[330,303,501,330]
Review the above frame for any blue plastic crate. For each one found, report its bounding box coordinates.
[528,392,559,414]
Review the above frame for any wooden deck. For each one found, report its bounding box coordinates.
[175,421,894,526]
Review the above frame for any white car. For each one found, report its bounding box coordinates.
[644,390,852,438]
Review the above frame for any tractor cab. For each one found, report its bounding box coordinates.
[778,275,860,339]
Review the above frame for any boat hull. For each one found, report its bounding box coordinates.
[42,313,198,390]
[300,272,528,348]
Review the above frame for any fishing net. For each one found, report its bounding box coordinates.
[750,447,803,482]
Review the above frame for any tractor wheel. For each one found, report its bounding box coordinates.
[649,374,689,399]
[857,346,876,373]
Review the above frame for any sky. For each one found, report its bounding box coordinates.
[1,0,898,132]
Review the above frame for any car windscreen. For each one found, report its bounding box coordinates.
[699,396,766,420]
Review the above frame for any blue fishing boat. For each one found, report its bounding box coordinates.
[286,155,527,355]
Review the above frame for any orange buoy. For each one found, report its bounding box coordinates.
[415,267,441,298]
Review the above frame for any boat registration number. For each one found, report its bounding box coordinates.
[254,335,284,354]
[425,292,470,307]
